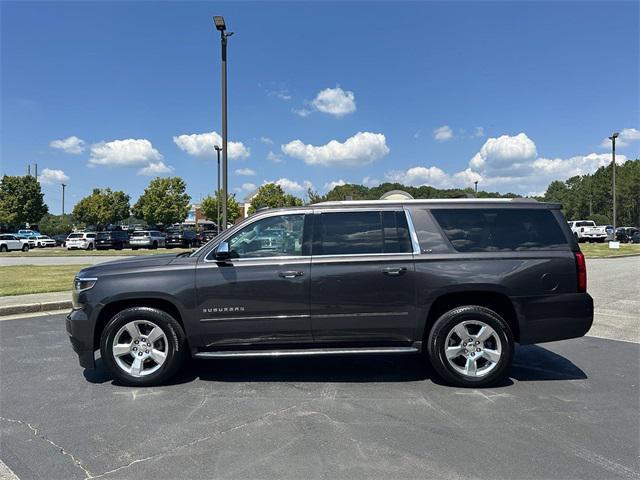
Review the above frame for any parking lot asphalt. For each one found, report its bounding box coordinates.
[1,313,638,480]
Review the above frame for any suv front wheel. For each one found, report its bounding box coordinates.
[427,305,514,388]
[100,307,187,386]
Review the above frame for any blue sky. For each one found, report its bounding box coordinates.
[2,1,639,214]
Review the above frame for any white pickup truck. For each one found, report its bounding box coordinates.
[568,220,607,243]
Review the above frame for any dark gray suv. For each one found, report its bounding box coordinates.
[67,199,593,388]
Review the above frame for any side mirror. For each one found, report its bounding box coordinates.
[215,241,231,261]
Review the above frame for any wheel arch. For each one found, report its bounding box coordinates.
[93,297,186,351]
[422,290,520,344]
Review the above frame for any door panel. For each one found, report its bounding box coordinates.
[194,212,311,347]
[310,256,417,342]
[309,210,418,343]
[195,258,311,346]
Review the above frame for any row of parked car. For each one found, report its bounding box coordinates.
[0,228,219,252]
[568,220,640,243]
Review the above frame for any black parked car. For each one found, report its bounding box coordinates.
[52,234,68,247]
[95,230,129,250]
[615,227,639,243]
[67,199,593,388]
[165,229,199,248]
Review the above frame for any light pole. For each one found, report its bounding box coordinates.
[474,181,478,195]
[61,184,66,215]
[214,15,233,231]
[214,145,222,234]
[609,132,619,230]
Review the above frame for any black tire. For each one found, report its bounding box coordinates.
[100,307,188,387]
[0,245,7,252]
[22,244,29,252]
[427,305,514,388]
[132,246,138,250]
[152,241,158,249]
[88,243,94,251]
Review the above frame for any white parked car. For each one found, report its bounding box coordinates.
[66,232,97,250]
[34,235,57,248]
[567,220,607,243]
[0,234,30,252]
[130,230,165,249]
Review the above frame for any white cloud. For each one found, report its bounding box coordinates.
[38,168,69,184]
[260,136,274,145]
[173,131,250,160]
[433,125,454,142]
[386,166,451,188]
[600,128,640,148]
[137,161,174,176]
[311,86,356,117]
[241,182,257,192]
[282,131,389,167]
[324,179,346,191]
[267,89,291,101]
[270,178,314,194]
[49,136,86,154]
[472,127,485,138]
[89,138,163,166]
[469,132,537,175]
[292,107,312,118]
[235,168,256,176]
[362,176,381,187]
[381,132,630,194]
[267,151,283,163]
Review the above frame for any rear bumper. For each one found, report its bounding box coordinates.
[514,293,594,345]
[66,308,96,369]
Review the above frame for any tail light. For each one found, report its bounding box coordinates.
[575,251,587,292]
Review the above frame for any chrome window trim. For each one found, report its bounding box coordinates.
[404,209,421,255]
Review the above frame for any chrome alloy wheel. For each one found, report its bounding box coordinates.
[444,320,503,378]
[111,320,168,377]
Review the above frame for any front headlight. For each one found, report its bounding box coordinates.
[74,277,97,292]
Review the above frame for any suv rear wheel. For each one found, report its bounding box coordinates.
[22,244,29,252]
[427,305,514,388]
[100,307,187,386]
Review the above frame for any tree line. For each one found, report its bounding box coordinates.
[1,158,638,234]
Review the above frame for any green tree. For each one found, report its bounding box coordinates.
[201,191,241,226]
[247,183,303,214]
[0,175,48,227]
[38,214,74,236]
[72,188,130,227]
[132,177,191,226]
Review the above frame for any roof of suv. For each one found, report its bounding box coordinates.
[311,198,561,209]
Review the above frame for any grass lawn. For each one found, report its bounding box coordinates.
[0,265,90,296]
[580,242,640,258]
[3,247,191,257]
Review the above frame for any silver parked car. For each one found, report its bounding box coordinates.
[130,230,165,249]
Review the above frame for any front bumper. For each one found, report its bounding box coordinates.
[515,293,594,345]
[66,308,96,369]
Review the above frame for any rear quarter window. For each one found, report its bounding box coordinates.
[431,208,568,252]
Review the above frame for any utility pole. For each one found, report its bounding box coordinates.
[214,15,233,231]
[61,184,67,215]
[27,165,31,176]
[609,132,619,230]
[214,145,222,234]
[474,181,478,195]
[34,163,38,179]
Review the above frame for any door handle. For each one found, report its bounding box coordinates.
[382,267,407,276]
[278,270,305,279]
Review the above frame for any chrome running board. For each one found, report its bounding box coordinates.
[194,346,419,359]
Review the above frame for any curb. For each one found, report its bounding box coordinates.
[0,300,71,317]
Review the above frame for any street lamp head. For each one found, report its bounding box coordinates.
[214,145,222,152]
[609,132,619,140]
[213,16,226,31]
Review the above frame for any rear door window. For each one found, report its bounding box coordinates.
[431,208,568,252]
[315,211,412,255]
